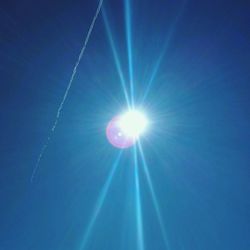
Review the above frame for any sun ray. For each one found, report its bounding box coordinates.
[102,8,131,108]
[124,0,135,106]
[141,0,188,104]
[79,151,123,250]
[134,145,144,250]
[138,142,170,249]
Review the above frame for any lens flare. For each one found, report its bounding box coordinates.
[106,110,149,148]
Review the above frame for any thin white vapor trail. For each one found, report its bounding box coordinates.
[31,0,104,182]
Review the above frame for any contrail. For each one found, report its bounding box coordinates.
[31,0,104,182]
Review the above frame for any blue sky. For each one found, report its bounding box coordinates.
[0,0,249,249]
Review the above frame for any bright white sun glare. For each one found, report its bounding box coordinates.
[118,109,149,138]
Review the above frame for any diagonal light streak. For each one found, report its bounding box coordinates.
[79,151,123,250]
[102,9,131,107]
[124,0,135,106]
[141,0,188,103]
[138,142,170,250]
[133,145,144,250]
[31,0,104,182]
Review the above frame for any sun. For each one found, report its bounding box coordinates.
[106,109,149,148]
[119,110,148,138]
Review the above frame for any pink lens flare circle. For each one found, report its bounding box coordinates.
[106,115,135,149]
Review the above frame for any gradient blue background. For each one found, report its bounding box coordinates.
[0,0,249,249]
